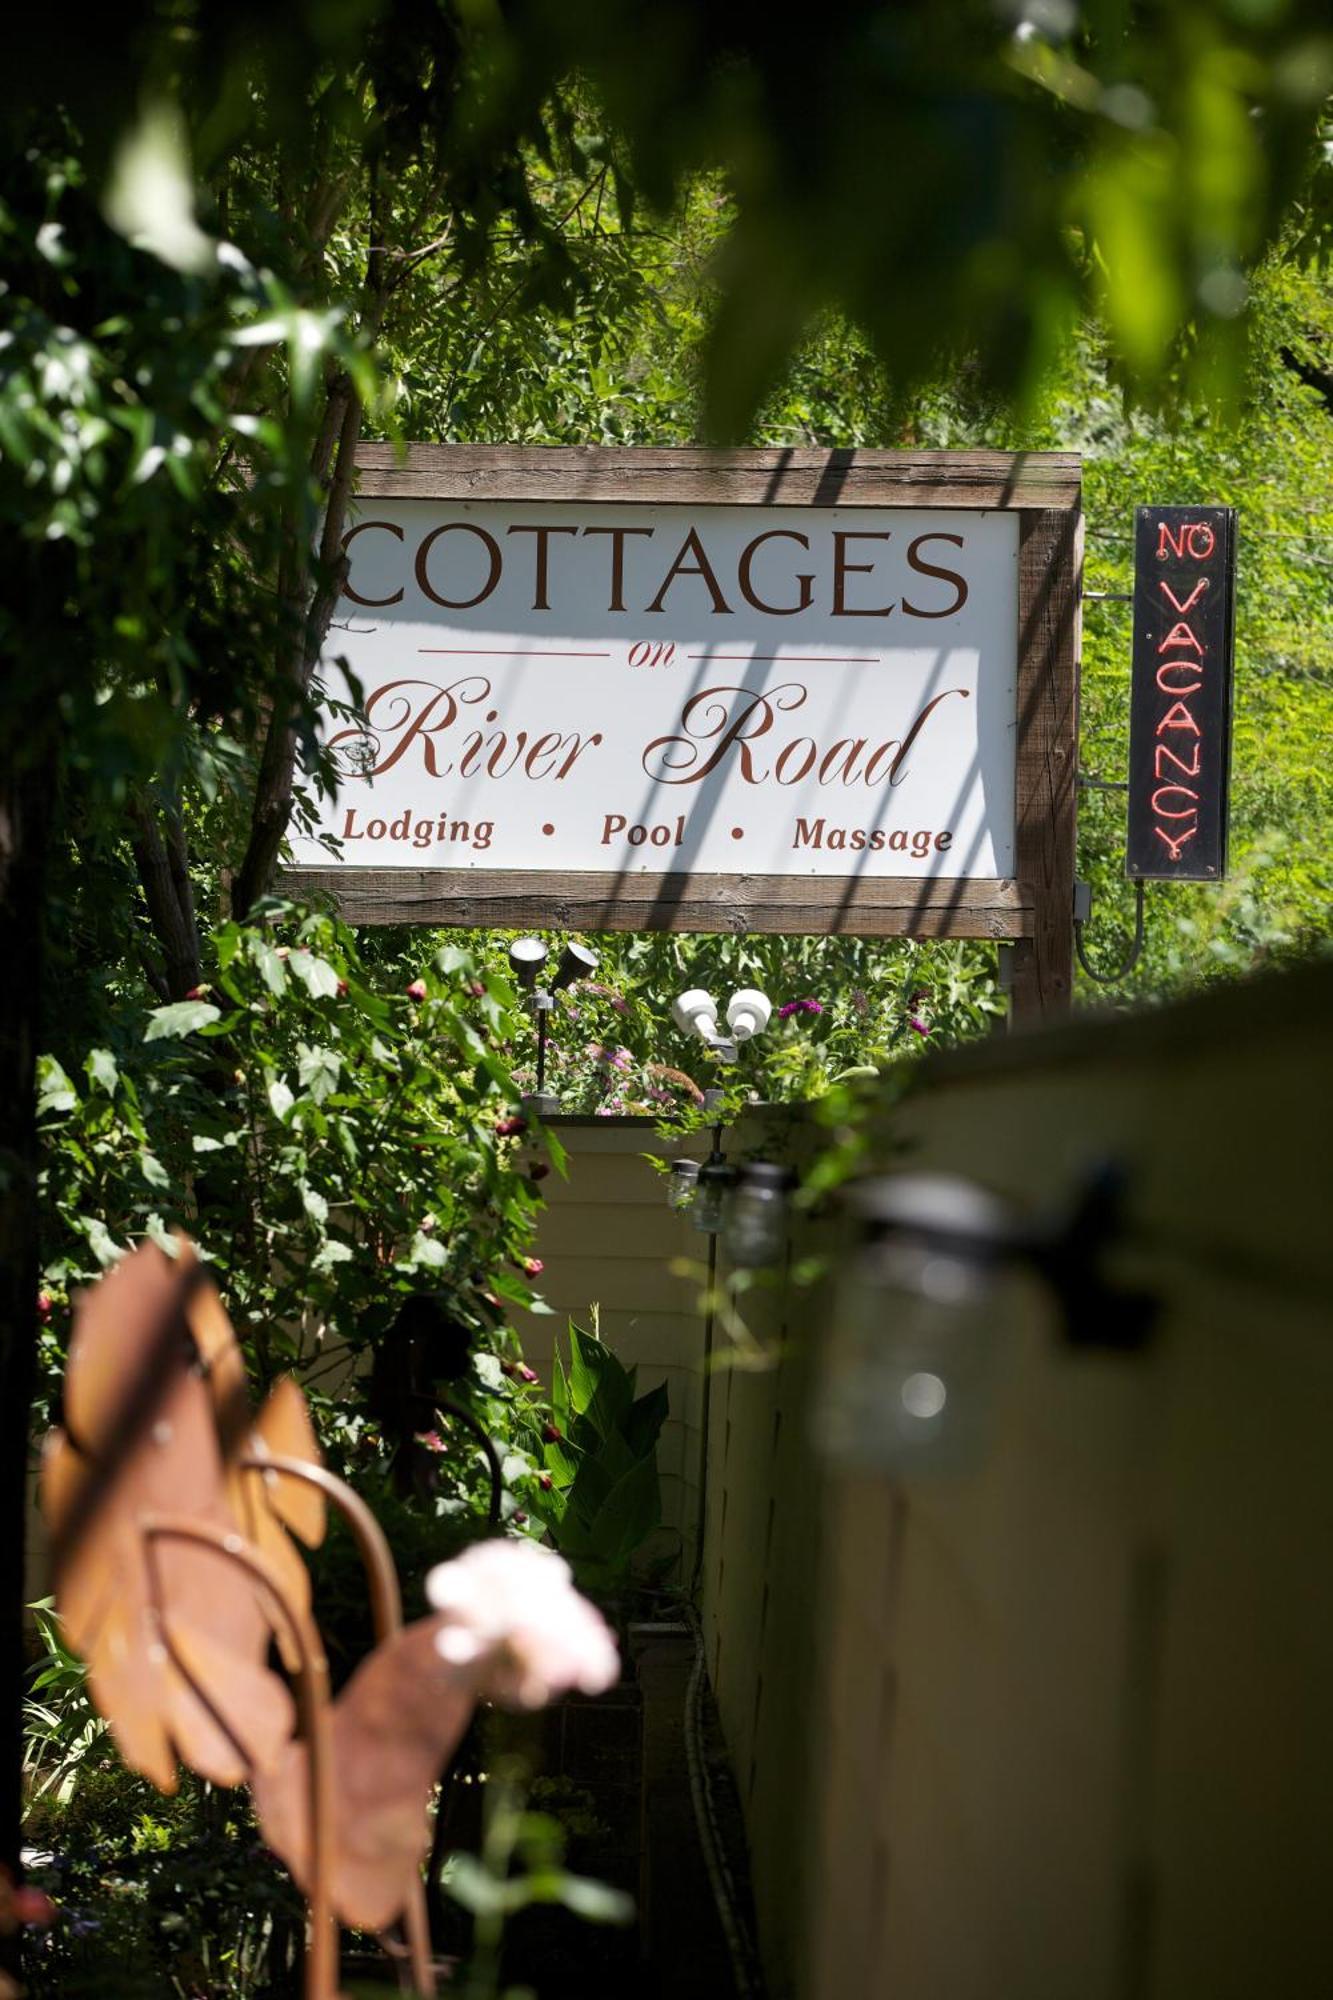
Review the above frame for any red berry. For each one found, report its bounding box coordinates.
[185,983,211,1000]
[516,1362,539,1385]
[542,1421,562,1443]
[336,978,349,997]
[528,1162,550,1183]
[538,1472,553,1491]
[36,1292,52,1321]
[406,979,428,1001]
[469,980,486,998]
[494,1114,527,1138]
[513,1510,529,1526]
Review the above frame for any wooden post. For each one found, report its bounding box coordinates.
[1012,505,1082,1023]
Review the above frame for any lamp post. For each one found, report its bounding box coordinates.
[666,989,781,1242]
[508,936,599,1116]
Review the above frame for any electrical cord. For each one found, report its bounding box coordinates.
[1075,877,1147,984]
[682,1602,767,2000]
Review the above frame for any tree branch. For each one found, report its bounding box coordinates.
[1280,344,1333,418]
[231,383,363,919]
[129,793,202,999]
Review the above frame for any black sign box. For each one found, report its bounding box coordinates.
[1126,504,1236,881]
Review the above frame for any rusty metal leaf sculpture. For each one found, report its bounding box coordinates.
[41,1240,296,1790]
[229,1376,327,1672]
[182,1238,328,1619]
[251,1614,471,1931]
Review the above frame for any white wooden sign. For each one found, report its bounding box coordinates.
[284,446,1082,1007]
[292,497,1019,882]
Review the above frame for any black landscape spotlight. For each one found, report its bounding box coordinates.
[509,935,599,1117]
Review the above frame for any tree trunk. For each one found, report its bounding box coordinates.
[129,792,202,1000]
[0,734,54,1957]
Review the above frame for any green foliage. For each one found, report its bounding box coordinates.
[34,904,553,1420]
[529,1318,668,1591]
[359,928,1001,1120]
[12,3,1331,440]
[21,1603,106,1808]
[442,1766,633,2000]
[889,259,1333,1003]
[20,1766,303,1998]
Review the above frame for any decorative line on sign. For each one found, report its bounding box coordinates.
[684,653,879,665]
[418,647,612,658]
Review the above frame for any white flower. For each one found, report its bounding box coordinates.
[425,1539,619,1710]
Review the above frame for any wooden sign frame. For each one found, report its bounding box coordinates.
[285,445,1081,1020]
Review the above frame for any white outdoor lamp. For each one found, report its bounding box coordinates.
[726,989,772,1042]
[666,986,778,1224]
[672,989,720,1042]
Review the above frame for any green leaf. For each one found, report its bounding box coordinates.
[297,1043,342,1102]
[582,1452,661,1568]
[104,101,216,276]
[473,1352,505,1393]
[550,1874,634,1925]
[406,1230,447,1269]
[624,1381,670,1457]
[36,1056,78,1116]
[80,1218,123,1269]
[144,1000,222,1042]
[289,953,341,1000]
[250,942,289,996]
[442,1853,513,1918]
[299,1183,328,1227]
[85,1048,118,1094]
[267,1077,295,1121]
[311,1239,353,1275]
[551,1350,570,1427]
[567,1323,633,1441]
[137,1150,170,1189]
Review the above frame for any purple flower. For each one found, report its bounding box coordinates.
[777,998,824,1020]
[585,981,630,1015]
[909,1016,931,1037]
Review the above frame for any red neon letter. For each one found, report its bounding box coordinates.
[1151,784,1200,820]
[1155,742,1201,780]
[1156,662,1203,695]
[1156,701,1202,737]
[1154,823,1199,862]
[1160,578,1208,615]
[1158,622,1204,656]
